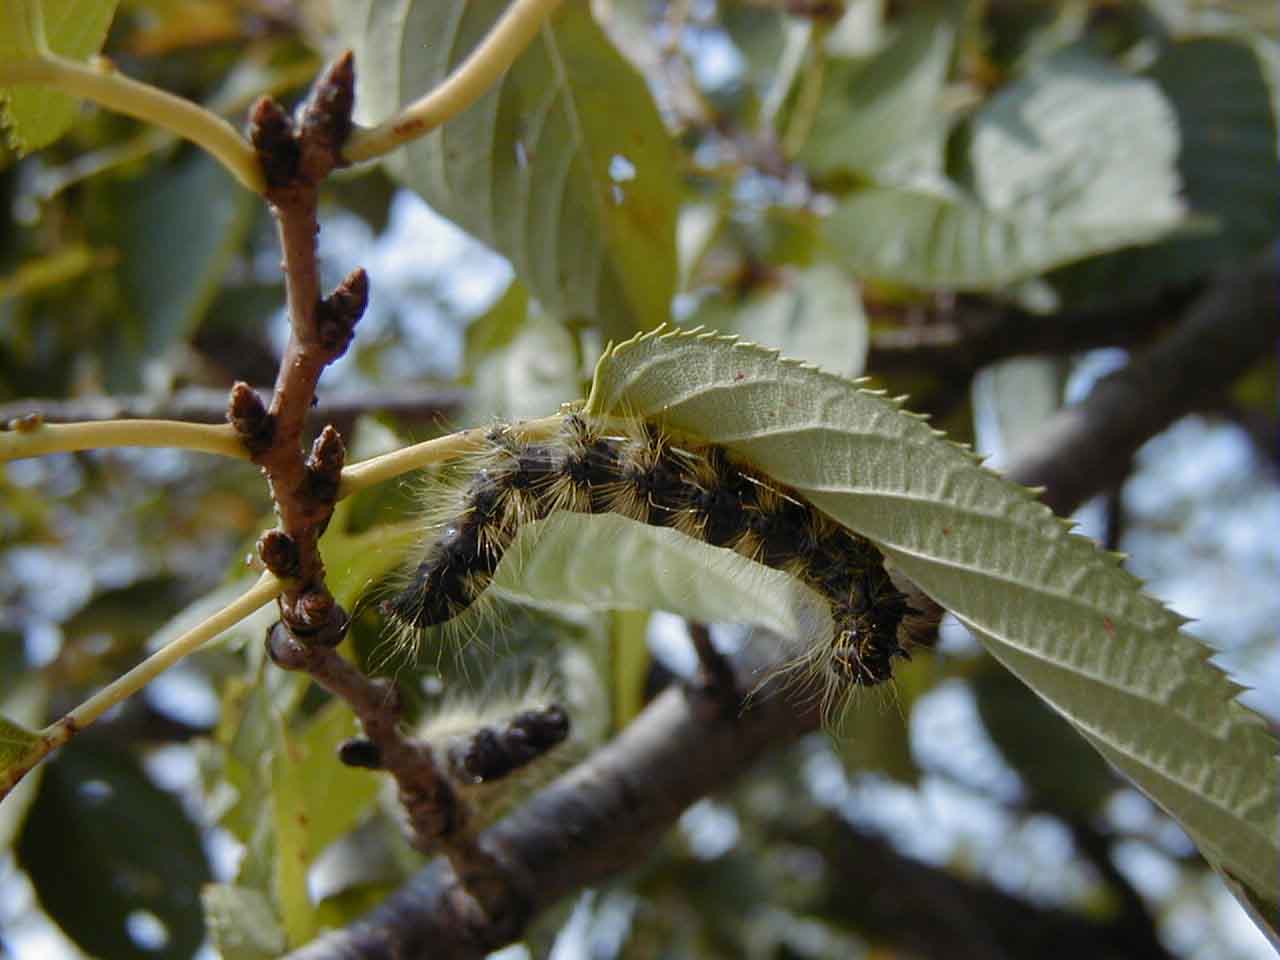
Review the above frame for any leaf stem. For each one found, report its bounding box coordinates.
[0,54,265,194]
[342,0,564,163]
[0,418,250,462]
[43,573,283,750]
[337,416,563,498]
[781,24,829,158]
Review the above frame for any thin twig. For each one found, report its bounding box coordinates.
[343,0,565,163]
[0,417,249,463]
[338,415,562,498]
[0,54,264,193]
[0,573,282,801]
[0,387,465,427]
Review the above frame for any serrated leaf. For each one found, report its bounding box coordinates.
[337,1,679,341]
[824,48,1184,290]
[18,741,211,960]
[585,326,1280,911]
[973,664,1115,816]
[0,0,120,152]
[801,10,955,178]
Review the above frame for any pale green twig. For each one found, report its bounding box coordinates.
[0,418,251,462]
[46,572,284,747]
[0,573,283,800]
[0,54,265,193]
[337,416,563,498]
[343,0,564,163]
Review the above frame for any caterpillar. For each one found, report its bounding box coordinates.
[381,412,938,694]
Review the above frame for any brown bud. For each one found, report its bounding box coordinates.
[300,52,355,160]
[303,425,346,503]
[257,529,299,577]
[248,96,299,188]
[338,737,383,769]
[285,591,348,647]
[265,620,309,670]
[315,268,368,357]
[228,382,274,455]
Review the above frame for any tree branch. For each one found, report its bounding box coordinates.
[239,54,363,626]
[290,661,820,959]
[1004,244,1279,512]
[285,247,1278,959]
[804,815,1174,960]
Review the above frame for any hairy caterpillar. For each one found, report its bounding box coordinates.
[412,675,578,828]
[381,412,938,694]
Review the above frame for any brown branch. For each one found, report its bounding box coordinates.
[289,657,822,960]
[284,247,1278,959]
[688,622,740,718]
[0,387,464,427]
[801,815,1174,960]
[237,53,361,620]
[1003,243,1279,513]
[866,285,1190,380]
[234,52,480,882]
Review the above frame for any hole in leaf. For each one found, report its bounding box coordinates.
[608,154,636,183]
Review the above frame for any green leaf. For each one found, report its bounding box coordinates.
[202,884,288,960]
[466,308,582,422]
[0,713,39,773]
[610,609,649,731]
[0,0,120,152]
[1052,36,1280,303]
[485,512,831,659]
[462,278,531,379]
[18,740,211,960]
[837,655,930,784]
[824,48,1184,290]
[967,49,1182,225]
[0,670,48,850]
[973,664,1115,816]
[284,699,382,860]
[111,152,257,384]
[585,326,1280,911]
[800,10,956,178]
[269,699,382,948]
[337,1,679,340]
[824,183,1180,291]
[685,263,868,378]
[272,715,316,948]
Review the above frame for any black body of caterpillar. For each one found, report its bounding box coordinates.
[383,415,929,686]
[446,704,571,785]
